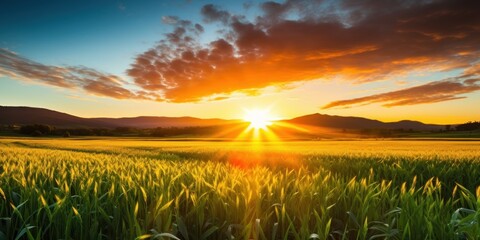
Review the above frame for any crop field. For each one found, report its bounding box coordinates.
[1,138,480,239]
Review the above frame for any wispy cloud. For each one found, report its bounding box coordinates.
[0,49,160,100]
[322,65,480,109]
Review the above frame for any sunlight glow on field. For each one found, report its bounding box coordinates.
[1,139,480,239]
[238,108,282,141]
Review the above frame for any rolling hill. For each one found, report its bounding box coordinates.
[1,106,443,130]
[0,106,236,128]
[286,113,442,131]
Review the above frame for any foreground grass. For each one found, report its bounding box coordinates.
[1,139,480,239]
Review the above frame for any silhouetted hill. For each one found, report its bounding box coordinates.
[91,116,236,128]
[0,106,111,128]
[1,106,443,131]
[0,106,236,128]
[286,113,442,131]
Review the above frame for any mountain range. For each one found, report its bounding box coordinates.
[0,106,443,131]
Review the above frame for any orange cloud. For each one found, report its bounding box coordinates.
[2,0,480,105]
[323,65,480,109]
[127,0,480,102]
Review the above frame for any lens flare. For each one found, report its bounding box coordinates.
[243,109,274,129]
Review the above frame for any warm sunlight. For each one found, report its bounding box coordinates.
[1,1,479,239]
[243,109,275,129]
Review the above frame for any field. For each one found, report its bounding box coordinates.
[1,138,480,239]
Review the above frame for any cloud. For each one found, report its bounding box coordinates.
[322,65,480,109]
[2,0,480,105]
[0,49,159,100]
[201,4,231,24]
[127,0,480,102]
[161,16,179,25]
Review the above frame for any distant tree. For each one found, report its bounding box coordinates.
[19,124,52,135]
[72,128,94,136]
[37,124,52,134]
[32,130,43,137]
[20,125,35,135]
[63,131,71,138]
[456,121,480,131]
[92,129,109,136]
[445,125,451,131]
[115,127,134,134]
[379,129,392,137]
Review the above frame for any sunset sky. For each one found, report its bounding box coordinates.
[1,0,479,124]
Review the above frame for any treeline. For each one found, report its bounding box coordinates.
[9,121,480,138]
[18,124,148,137]
[357,128,418,137]
[150,126,221,137]
[15,124,226,137]
[455,121,480,131]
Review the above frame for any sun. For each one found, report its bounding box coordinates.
[243,109,275,129]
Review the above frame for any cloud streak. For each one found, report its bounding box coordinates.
[0,49,159,100]
[322,65,480,109]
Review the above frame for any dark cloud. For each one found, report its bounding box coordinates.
[127,0,480,103]
[0,49,159,100]
[194,23,204,33]
[322,65,480,109]
[201,4,230,24]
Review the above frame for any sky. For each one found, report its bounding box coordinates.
[1,0,479,124]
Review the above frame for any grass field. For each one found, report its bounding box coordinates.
[1,138,480,239]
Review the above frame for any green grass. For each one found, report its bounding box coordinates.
[1,138,480,239]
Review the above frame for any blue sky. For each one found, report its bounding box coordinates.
[1,0,479,123]
[2,0,198,72]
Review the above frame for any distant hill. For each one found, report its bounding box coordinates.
[1,106,443,131]
[285,113,443,131]
[0,106,110,128]
[0,106,236,128]
[91,116,236,128]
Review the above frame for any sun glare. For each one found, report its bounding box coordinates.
[243,109,274,129]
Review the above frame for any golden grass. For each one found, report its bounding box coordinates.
[0,138,479,239]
